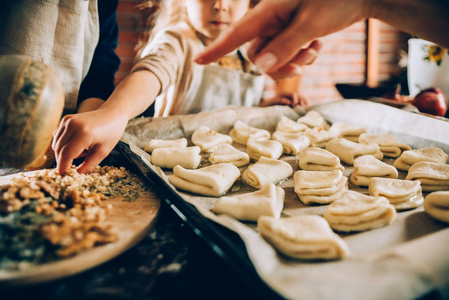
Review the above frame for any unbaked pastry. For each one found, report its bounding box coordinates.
[151,146,201,169]
[297,111,330,129]
[323,190,397,232]
[242,157,293,189]
[191,126,232,152]
[298,189,348,206]
[325,138,383,165]
[294,170,348,205]
[369,177,423,211]
[276,116,309,133]
[350,155,398,187]
[393,147,448,171]
[258,215,350,260]
[405,161,449,192]
[298,147,344,172]
[246,137,283,161]
[144,138,188,153]
[212,183,284,222]
[229,120,270,145]
[272,131,310,155]
[305,127,335,148]
[168,163,240,197]
[328,122,366,142]
[424,191,449,223]
[208,143,250,167]
[358,133,411,158]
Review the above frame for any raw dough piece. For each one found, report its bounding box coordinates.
[369,177,423,210]
[328,122,366,142]
[144,138,188,153]
[298,189,348,206]
[213,183,284,222]
[191,126,232,152]
[242,157,293,189]
[246,137,283,160]
[305,127,335,148]
[209,143,250,167]
[229,120,270,145]
[294,170,348,205]
[323,190,397,232]
[272,131,310,155]
[294,170,345,194]
[358,133,411,158]
[258,215,350,260]
[298,147,344,172]
[325,138,383,165]
[393,147,448,171]
[405,162,449,191]
[297,111,330,129]
[424,191,449,223]
[276,116,309,133]
[350,155,398,187]
[151,146,201,169]
[168,163,240,197]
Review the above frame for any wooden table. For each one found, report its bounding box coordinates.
[0,151,261,300]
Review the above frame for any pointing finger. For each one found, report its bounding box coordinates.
[194,0,295,64]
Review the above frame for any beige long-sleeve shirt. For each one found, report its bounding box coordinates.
[131,22,263,117]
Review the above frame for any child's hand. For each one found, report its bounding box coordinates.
[259,93,309,108]
[52,109,129,176]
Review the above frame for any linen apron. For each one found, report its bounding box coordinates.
[0,0,100,113]
[154,53,265,117]
[155,65,265,116]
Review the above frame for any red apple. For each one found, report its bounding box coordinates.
[412,87,447,116]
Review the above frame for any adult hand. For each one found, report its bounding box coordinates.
[52,109,128,176]
[195,0,366,78]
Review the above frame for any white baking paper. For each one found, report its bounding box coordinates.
[124,101,449,300]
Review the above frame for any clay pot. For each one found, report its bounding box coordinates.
[0,55,64,168]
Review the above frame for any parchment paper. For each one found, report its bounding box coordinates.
[124,100,449,300]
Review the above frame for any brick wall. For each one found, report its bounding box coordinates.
[115,0,410,106]
[378,22,409,83]
[115,0,147,84]
[296,21,368,105]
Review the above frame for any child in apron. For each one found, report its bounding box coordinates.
[132,0,266,116]
[53,0,313,175]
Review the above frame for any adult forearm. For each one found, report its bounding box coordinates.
[367,0,449,47]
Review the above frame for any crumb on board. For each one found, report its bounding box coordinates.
[0,166,148,269]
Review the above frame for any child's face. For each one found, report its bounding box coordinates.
[184,0,251,45]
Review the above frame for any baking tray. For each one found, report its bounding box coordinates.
[116,141,284,300]
[121,101,449,300]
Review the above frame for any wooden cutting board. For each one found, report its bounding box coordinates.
[0,171,161,286]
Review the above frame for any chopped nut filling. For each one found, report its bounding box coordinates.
[0,166,148,270]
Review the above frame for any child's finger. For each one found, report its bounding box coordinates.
[298,95,310,107]
[53,125,75,164]
[56,135,91,176]
[77,145,110,174]
[52,115,72,151]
